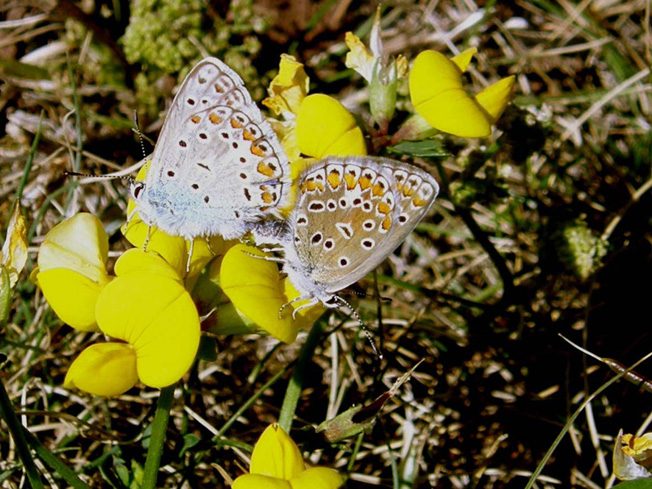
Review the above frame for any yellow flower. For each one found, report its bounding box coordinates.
[64,343,138,397]
[613,431,652,480]
[63,248,201,397]
[344,8,408,131]
[93,249,201,389]
[219,244,324,344]
[36,213,112,332]
[233,424,343,489]
[263,54,309,118]
[296,94,367,158]
[263,56,367,161]
[409,48,515,138]
[1,203,28,323]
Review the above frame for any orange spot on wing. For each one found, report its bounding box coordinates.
[261,192,274,204]
[243,129,255,141]
[231,118,244,129]
[257,162,275,177]
[358,176,371,190]
[344,173,357,190]
[304,180,324,192]
[209,113,223,124]
[402,186,416,197]
[377,202,391,215]
[412,197,427,207]
[372,183,385,197]
[327,171,341,189]
[381,216,392,231]
[251,144,265,157]
[191,116,200,124]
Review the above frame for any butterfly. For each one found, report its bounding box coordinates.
[277,155,438,314]
[130,57,291,241]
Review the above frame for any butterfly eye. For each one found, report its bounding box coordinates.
[131,182,145,200]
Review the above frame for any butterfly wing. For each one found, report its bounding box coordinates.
[139,57,290,239]
[285,156,438,299]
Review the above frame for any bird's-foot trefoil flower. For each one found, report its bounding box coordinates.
[35,213,112,332]
[407,48,515,138]
[1,203,28,324]
[218,244,324,344]
[345,7,408,133]
[263,56,367,164]
[64,249,201,396]
[232,424,344,489]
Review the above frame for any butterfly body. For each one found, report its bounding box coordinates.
[132,57,290,241]
[280,156,439,308]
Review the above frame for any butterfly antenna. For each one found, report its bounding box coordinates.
[333,295,383,360]
[65,170,134,184]
[345,289,392,304]
[133,110,147,159]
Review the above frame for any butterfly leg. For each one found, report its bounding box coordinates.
[204,236,217,256]
[142,226,152,251]
[290,297,320,320]
[185,239,195,275]
[241,249,286,263]
[278,295,313,319]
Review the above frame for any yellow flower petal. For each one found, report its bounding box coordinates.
[38,213,110,284]
[250,424,304,480]
[95,272,200,388]
[64,343,138,397]
[409,50,514,138]
[114,248,183,283]
[37,268,106,331]
[410,50,491,138]
[122,211,188,275]
[290,467,344,489]
[220,245,321,344]
[344,32,374,82]
[451,47,478,72]
[474,75,515,122]
[1,203,28,288]
[233,474,292,489]
[295,94,367,158]
[263,54,309,117]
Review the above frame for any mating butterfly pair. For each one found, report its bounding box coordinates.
[131,57,439,310]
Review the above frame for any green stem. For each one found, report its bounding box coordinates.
[0,377,44,489]
[278,321,324,433]
[141,385,175,489]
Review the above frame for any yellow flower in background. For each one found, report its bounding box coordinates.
[232,424,343,489]
[220,244,324,344]
[409,48,515,138]
[263,56,367,162]
[344,9,408,83]
[94,249,200,389]
[263,54,309,118]
[344,7,408,131]
[1,203,28,324]
[36,213,112,331]
[296,94,367,158]
[613,431,652,480]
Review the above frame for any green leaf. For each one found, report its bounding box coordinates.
[612,479,652,489]
[387,140,448,157]
[180,434,200,458]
